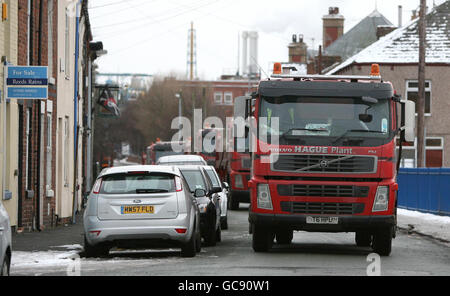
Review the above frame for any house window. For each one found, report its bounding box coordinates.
[397,137,443,168]
[406,80,432,115]
[214,92,223,105]
[224,92,233,105]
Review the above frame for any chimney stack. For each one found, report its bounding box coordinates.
[288,33,308,64]
[398,5,403,27]
[322,7,345,49]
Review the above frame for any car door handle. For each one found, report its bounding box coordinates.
[0,227,4,232]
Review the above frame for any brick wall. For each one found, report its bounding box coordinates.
[17,0,58,231]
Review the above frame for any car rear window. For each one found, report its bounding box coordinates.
[158,161,206,166]
[100,173,175,194]
[180,170,207,193]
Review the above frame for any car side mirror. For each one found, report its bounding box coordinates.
[211,186,222,194]
[222,182,230,190]
[194,189,206,198]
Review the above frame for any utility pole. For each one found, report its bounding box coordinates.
[417,0,427,168]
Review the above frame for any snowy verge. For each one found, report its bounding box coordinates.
[397,209,450,243]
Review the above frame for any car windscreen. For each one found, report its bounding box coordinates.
[205,170,220,187]
[100,173,175,194]
[180,170,207,193]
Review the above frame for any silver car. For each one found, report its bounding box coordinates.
[83,165,201,258]
[204,166,229,230]
[0,201,12,276]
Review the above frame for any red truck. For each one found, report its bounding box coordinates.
[246,64,415,256]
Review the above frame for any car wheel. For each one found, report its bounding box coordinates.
[83,236,110,258]
[228,192,240,210]
[1,254,10,276]
[221,216,228,230]
[181,231,197,258]
[372,227,393,256]
[216,225,222,243]
[204,219,217,247]
[275,229,293,245]
[252,224,273,252]
[195,225,202,253]
[355,231,372,247]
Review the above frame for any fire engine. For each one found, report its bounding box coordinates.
[245,63,415,256]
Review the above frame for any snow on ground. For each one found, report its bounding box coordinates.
[398,209,450,243]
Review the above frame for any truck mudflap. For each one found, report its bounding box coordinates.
[249,212,395,232]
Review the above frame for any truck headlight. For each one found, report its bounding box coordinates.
[235,174,244,189]
[373,186,389,212]
[257,184,273,210]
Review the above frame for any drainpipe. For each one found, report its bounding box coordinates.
[72,0,81,224]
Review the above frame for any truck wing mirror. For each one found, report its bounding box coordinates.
[403,100,416,142]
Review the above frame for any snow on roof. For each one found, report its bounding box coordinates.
[327,1,450,75]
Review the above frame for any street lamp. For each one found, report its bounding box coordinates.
[175,92,182,140]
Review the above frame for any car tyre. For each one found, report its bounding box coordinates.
[372,227,393,256]
[204,219,217,247]
[228,192,240,210]
[252,224,273,252]
[83,236,110,258]
[1,253,10,276]
[181,231,197,258]
[195,225,202,253]
[221,217,228,230]
[355,231,372,247]
[275,229,293,245]
[216,225,222,243]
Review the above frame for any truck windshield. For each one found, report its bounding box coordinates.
[259,96,391,146]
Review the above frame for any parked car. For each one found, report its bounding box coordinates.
[83,165,201,258]
[204,166,229,230]
[157,155,207,166]
[0,201,12,276]
[178,166,222,246]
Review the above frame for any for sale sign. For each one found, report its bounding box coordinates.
[5,66,48,100]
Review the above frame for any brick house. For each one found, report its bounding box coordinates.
[327,1,450,168]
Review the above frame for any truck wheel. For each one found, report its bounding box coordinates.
[276,230,293,245]
[181,230,197,258]
[372,228,393,256]
[355,231,372,247]
[252,224,274,252]
[83,236,110,258]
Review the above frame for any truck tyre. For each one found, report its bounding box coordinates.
[181,230,197,258]
[276,229,293,245]
[252,224,274,252]
[372,227,393,256]
[83,236,110,258]
[355,231,372,247]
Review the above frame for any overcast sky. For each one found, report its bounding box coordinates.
[88,0,446,80]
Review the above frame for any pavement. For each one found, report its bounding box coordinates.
[11,209,450,253]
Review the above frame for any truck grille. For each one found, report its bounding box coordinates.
[277,185,369,198]
[280,202,365,215]
[272,154,376,173]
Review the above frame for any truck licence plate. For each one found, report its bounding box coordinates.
[306,217,339,225]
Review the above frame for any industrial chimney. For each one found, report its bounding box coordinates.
[241,31,259,77]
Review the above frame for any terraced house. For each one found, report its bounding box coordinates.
[327,1,450,167]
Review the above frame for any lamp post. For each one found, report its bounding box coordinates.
[175,92,182,140]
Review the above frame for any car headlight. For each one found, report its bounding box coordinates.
[235,174,244,189]
[257,184,273,210]
[373,186,389,212]
[198,203,208,213]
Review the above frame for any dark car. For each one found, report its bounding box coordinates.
[179,166,222,246]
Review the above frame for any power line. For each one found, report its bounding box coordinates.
[89,0,137,10]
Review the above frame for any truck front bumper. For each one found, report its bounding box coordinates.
[249,212,395,232]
